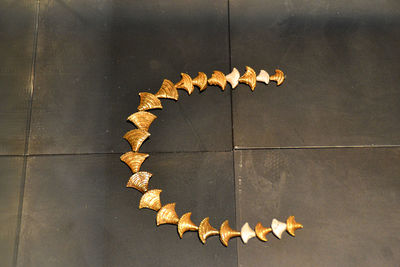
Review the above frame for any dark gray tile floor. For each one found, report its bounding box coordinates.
[0,1,36,155]
[18,153,236,267]
[231,0,400,148]
[1,0,399,266]
[235,148,400,267]
[0,157,24,267]
[28,0,231,154]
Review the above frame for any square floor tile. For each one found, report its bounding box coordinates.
[235,148,400,267]
[29,0,232,154]
[0,1,36,154]
[18,152,236,266]
[0,157,24,267]
[231,0,400,148]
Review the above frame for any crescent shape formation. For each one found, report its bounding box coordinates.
[271,218,287,239]
[238,66,257,91]
[123,129,150,152]
[256,70,270,85]
[241,222,256,244]
[270,69,285,86]
[255,222,272,242]
[208,70,227,90]
[127,111,157,131]
[126,171,153,193]
[198,217,219,244]
[138,92,163,111]
[226,67,240,89]
[178,212,199,238]
[121,67,302,247]
[192,72,208,91]
[139,189,162,211]
[157,203,180,226]
[175,73,194,95]
[219,220,241,247]
[120,152,149,173]
[286,216,303,236]
[155,79,179,101]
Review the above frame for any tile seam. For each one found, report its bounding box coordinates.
[13,1,41,266]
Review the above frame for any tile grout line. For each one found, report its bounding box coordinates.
[13,1,40,266]
[24,0,40,157]
[25,150,235,157]
[234,144,400,150]
[228,0,233,148]
[4,144,398,159]
[226,0,240,265]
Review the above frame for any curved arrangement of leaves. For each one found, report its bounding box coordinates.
[121,66,302,247]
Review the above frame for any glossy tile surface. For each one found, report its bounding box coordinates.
[0,1,35,154]
[29,0,231,154]
[231,0,400,148]
[18,152,236,267]
[235,148,400,267]
[0,157,24,267]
